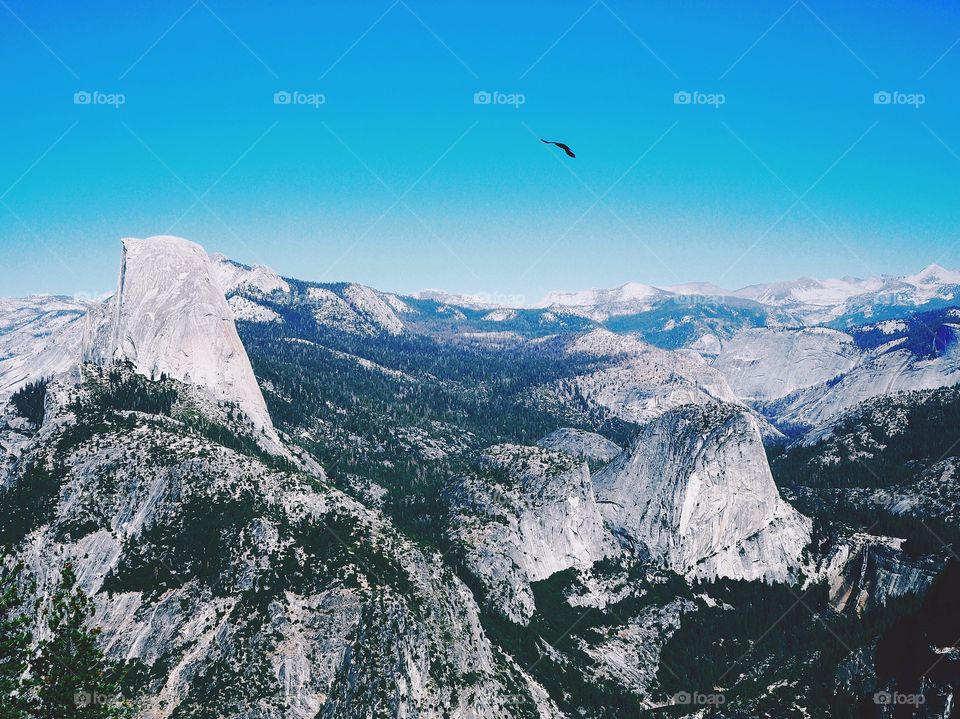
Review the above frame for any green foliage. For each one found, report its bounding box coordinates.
[0,459,66,547]
[30,564,132,718]
[454,559,691,716]
[770,385,960,491]
[70,364,292,472]
[10,378,48,426]
[237,315,635,551]
[799,501,959,558]
[0,561,32,719]
[874,559,960,715]
[769,385,960,556]
[167,590,285,719]
[657,578,921,717]
[94,366,178,416]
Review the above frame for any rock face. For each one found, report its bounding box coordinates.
[712,327,861,402]
[210,253,291,296]
[304,285,406,336]
[0,296,88,398]
[818,534,947,613]
[714,320,960,430]
[537,329,740,425]
[82,236,276,437]
[536,428,622,463]
[769,345,960,429]
[448,444,616,623]
[594,403,810,582]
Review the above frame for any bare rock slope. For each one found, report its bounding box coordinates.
[594,403,811,582]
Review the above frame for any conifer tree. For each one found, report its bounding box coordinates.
[30,564,129,719]
[0,561,32,719]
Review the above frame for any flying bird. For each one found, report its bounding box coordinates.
[541,139,576,158]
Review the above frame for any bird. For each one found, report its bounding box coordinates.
[541,139,576,158]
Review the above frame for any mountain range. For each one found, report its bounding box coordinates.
[423,262,960,323]
[1,235,958,718]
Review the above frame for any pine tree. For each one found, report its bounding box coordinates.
[0,561,32,719]
[30,564,129,719]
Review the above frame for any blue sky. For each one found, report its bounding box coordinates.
[2,0,960,302]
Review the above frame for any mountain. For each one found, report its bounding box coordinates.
[447,444,616,623]
[1,235,957,717]
[411,263,960,351]
[712,326,863,402]
[0,371,559,718]
[716,308,960,431]
[733,263,960,326]
[537,282,672,320]
[82,236,279,445]
[594,403,810,583]
[413,288,512,309]
[530,328,741,425]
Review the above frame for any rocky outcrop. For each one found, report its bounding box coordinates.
[82,236,277,440]
[448,444,617,624]
[210,253,291,296]
[536,428,621,463]
[594,403,810,582]
[817,533,948,613]
[534,329,741,425]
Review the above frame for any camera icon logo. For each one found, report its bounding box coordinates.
[674,91,692,105]
[474,91,492,105]
[74,91,92,105]
[273,91,292,105]
[873,691,892,705]
[874,91,892,105]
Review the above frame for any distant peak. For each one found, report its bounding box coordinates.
[907,262,960,286]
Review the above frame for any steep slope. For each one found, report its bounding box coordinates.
[210,253,291,296]
[0,295,88,397]
[714,309,960,430]
[82,236,277,440]
[0,375,559,719]
[816,533,946,614]
[594,403,810,582]
[770,384,960,564]
[447,444,616,623]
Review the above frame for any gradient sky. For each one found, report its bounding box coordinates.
[2,0,960,302]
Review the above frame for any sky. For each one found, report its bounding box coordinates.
[2,0,960,303]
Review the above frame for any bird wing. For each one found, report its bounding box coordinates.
[540,139,576,158]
